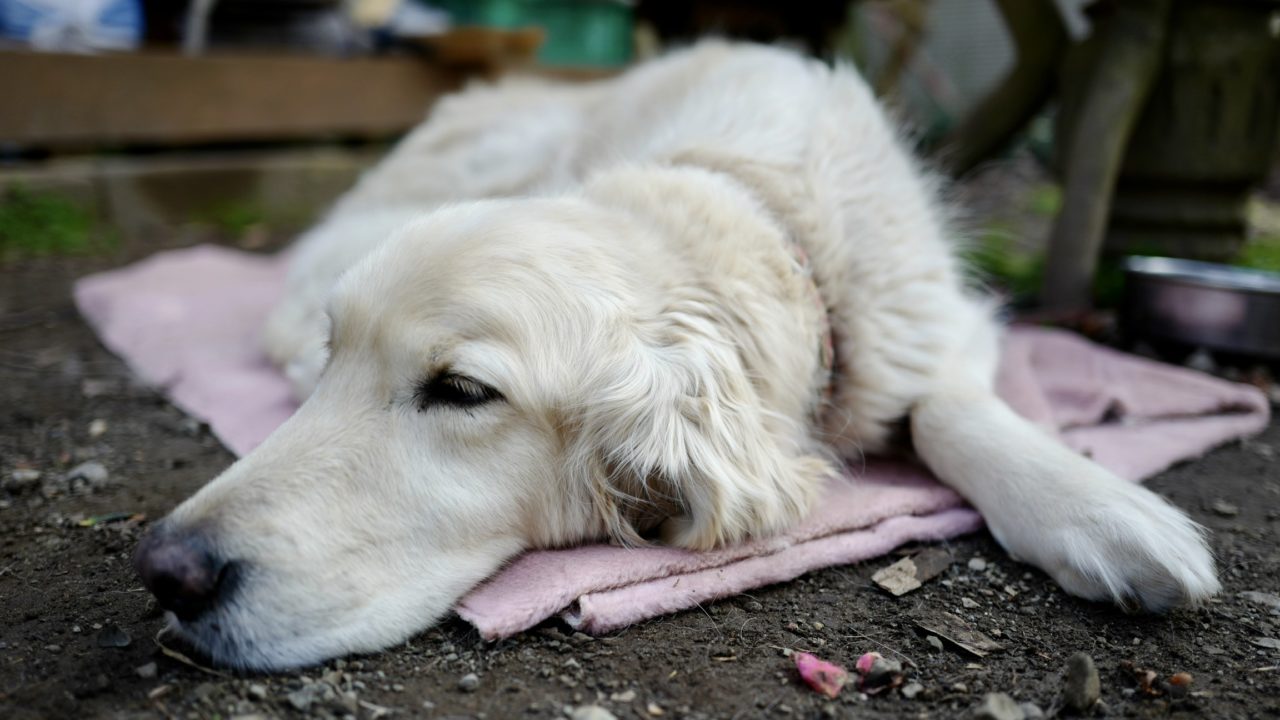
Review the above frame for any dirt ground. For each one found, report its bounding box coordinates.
[2,228,1279,720]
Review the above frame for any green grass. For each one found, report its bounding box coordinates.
[1240,197,1280,272]
[1237,234,1280,272]
[0,185,100,259]
[963,224,1044,302]
[201,200,266,237]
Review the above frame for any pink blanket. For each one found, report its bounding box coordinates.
[74,245,1271,638]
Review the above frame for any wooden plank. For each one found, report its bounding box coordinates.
[0,51,466,148]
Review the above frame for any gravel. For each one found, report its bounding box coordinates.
[570,706,618,720]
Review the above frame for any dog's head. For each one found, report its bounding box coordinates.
[135,192,830,669]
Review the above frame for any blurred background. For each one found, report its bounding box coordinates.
[1,0,1278,350]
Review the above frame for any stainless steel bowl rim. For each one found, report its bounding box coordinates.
[1123,256,1280,294]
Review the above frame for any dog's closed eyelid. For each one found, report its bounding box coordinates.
[414,372,504,411]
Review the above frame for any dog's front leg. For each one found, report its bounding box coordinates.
[909,384,1220,611]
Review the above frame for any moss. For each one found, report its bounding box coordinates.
[0,185,99,259]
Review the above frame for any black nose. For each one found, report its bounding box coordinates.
[134,524,231,621]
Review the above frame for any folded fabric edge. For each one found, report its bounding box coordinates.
[457,506,983,640]
[562,507,984,637]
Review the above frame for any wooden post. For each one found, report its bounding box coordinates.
[1039,0,1171,312]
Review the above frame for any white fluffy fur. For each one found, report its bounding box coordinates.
[160,41,1218,670]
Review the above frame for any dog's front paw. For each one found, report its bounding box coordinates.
[999,481,1220,612]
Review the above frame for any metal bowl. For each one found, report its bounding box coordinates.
[1121,256,1280,361]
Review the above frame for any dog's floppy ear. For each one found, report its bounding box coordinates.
[575,297,833,550]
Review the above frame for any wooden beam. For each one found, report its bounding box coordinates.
[0,51,466,149]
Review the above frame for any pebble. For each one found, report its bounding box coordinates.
[1063,652,1100,713]
[4,468,42,492]
[646,702,664,716]
[287,687,317,711]
[1211,499,1240,517]
[973,693,1024,720]
[135,662,157,679]
[926,635,944,652]
[246,683,268,700]
[88,418,108,438]
[962,597,980,609]
[45,644,62,653]
[610,689,636,702]
[570,706,617,720]
[968,558,988,572]
[1019,702,1044,719]
[745,601,764,612]
[96,623,131,648]
[1240,591,1280,610]
[901,681,924,699]
[66,461,109,492]
[458,672,480,692]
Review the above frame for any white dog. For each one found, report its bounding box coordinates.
[134,42,1219,670]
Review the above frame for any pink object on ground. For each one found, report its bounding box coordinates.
[74,245,1271,639]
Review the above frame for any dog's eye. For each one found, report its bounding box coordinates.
[416,373,503,410]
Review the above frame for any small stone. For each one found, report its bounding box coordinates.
[287,686,319,711]
[901,681,924,699]
[458,672,480,692]
[1063,652,1100,712]
[973,693,1024,720]
[570,706,617,720]
[88,419,108,438]
[135,662,158,679]
[776,704,793,715]
[812,621,825,630]
[962,597,980,609]
[66,461,109,492]
[4,468,42,492]
[1019,702,1044,719]
[745,601,763,612]
[247,683,268,700]
[1167,672,1193,699]
[44,644,62,653]
[1210,499,1239,517]
[926,635,944,652]
[1253,637,1280,650]
[968,558,988,572]
[96,623,131,648]
[1240,591,1280,610]
[610,689,636,702]
[646,702,664,716]
[950,682,969,694]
